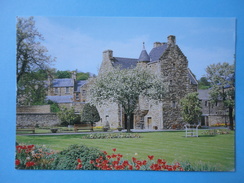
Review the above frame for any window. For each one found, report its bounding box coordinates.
[205,101,208,107]
[173,63,176,69]
[82,90,86,96]
[172,101,176,108]
[76,93,79,100]
[170,80,172,85]
[66,87,70,93]
[55,88,58,94]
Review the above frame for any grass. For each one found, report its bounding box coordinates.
[16,131,235,171]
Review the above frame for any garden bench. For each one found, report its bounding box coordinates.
[16,126,35,134]
[74,123,93,132]
[184,124,200,137]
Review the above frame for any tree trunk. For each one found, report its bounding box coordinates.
[127,113,131,133]
[229,106,234,130]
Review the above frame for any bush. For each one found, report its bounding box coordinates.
[51,144,106,170]
[180,161,221,171]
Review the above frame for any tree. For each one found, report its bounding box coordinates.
[16,16,55,105]
[180,92,202,125]
[57,107,81,126]
[198,77,211,89]
[55,70,71,79]
[80,103,100,129]
[205,62,235,130]
[77,72,90,80]
[89,67,167,132]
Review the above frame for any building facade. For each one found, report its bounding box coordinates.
[96,35,198,130]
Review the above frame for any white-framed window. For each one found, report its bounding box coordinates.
[66,87,70,93]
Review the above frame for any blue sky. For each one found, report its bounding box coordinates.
[32,17,235,80]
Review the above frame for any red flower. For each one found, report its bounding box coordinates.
[148,155,154,160]
[77,159,82,163]
[142,160,147,166]
[76,163,82,169]
[157,159,166,165]
[132,157,137,163]
[103,151,108,155]
[136,164,141,170]
[106,155,111,160]
[129,165,133,170]
[122,160,129,167]
[112,148,117,152]
[117,154,123,158]
[25,161,35,168]
[90,160,95,164]
[111,154,117,158]
[15,159,20,166]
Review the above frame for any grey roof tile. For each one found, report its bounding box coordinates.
[149,44,168,62]
[112,57,138,69]
[198,89,210,100]
[46,95,73,103]
[75,80,87,92]
[138,50,150,62]
[52,79,73,87]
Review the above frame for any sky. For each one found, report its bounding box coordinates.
[31,17,236,80]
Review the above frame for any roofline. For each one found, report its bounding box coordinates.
[188,68,198,85]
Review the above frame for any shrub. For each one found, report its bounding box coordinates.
[201,129,230,136]
[51,144,106,170]
[180,161,221,171]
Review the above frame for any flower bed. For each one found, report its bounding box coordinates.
[15,144,220,171]
[82,133,141,139]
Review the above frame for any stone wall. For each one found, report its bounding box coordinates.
[16,113,60,127]
[17,105,51,113]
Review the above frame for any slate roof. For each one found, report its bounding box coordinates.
[46,95,73,103]
[149,44,168,62]
[198,89,210,100]
[112,57,138,69]
[75,80,87,92]
[138,50,150,62]
[52,79,73,87]
[188,69,198,85]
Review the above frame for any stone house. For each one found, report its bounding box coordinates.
[198,89,230,127]
[96,35,198,130]
[46,72,89,113]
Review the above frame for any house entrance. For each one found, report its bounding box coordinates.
[124,114,134,129]
[147,117,152,129]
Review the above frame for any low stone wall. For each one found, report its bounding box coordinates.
[17,105,51,113]
[16,113,60,127]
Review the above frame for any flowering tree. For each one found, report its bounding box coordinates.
[205,62,235,130]
[89,67,167,132]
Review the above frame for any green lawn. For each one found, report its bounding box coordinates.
[16,131,235,171]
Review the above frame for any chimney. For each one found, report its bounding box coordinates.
[167,35,176,47]
[72,71,77,80]
[153,42,162,48]
[103,49,113,60]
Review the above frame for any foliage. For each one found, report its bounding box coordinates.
[76,148,184,171]
[198,77,211,89]
[15,144,56,170]
[205,62,235,130]
[89,67,167,132]
[77,72,90,80]
[82,133,141,139]
[180,161,220,171]
[80,103,100,124]
[55,70,71,78]
[180,92,202,124]
[57,107,81,126]
[16,16,55,105]
[52,144,106,170]
[46,100,60,112]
